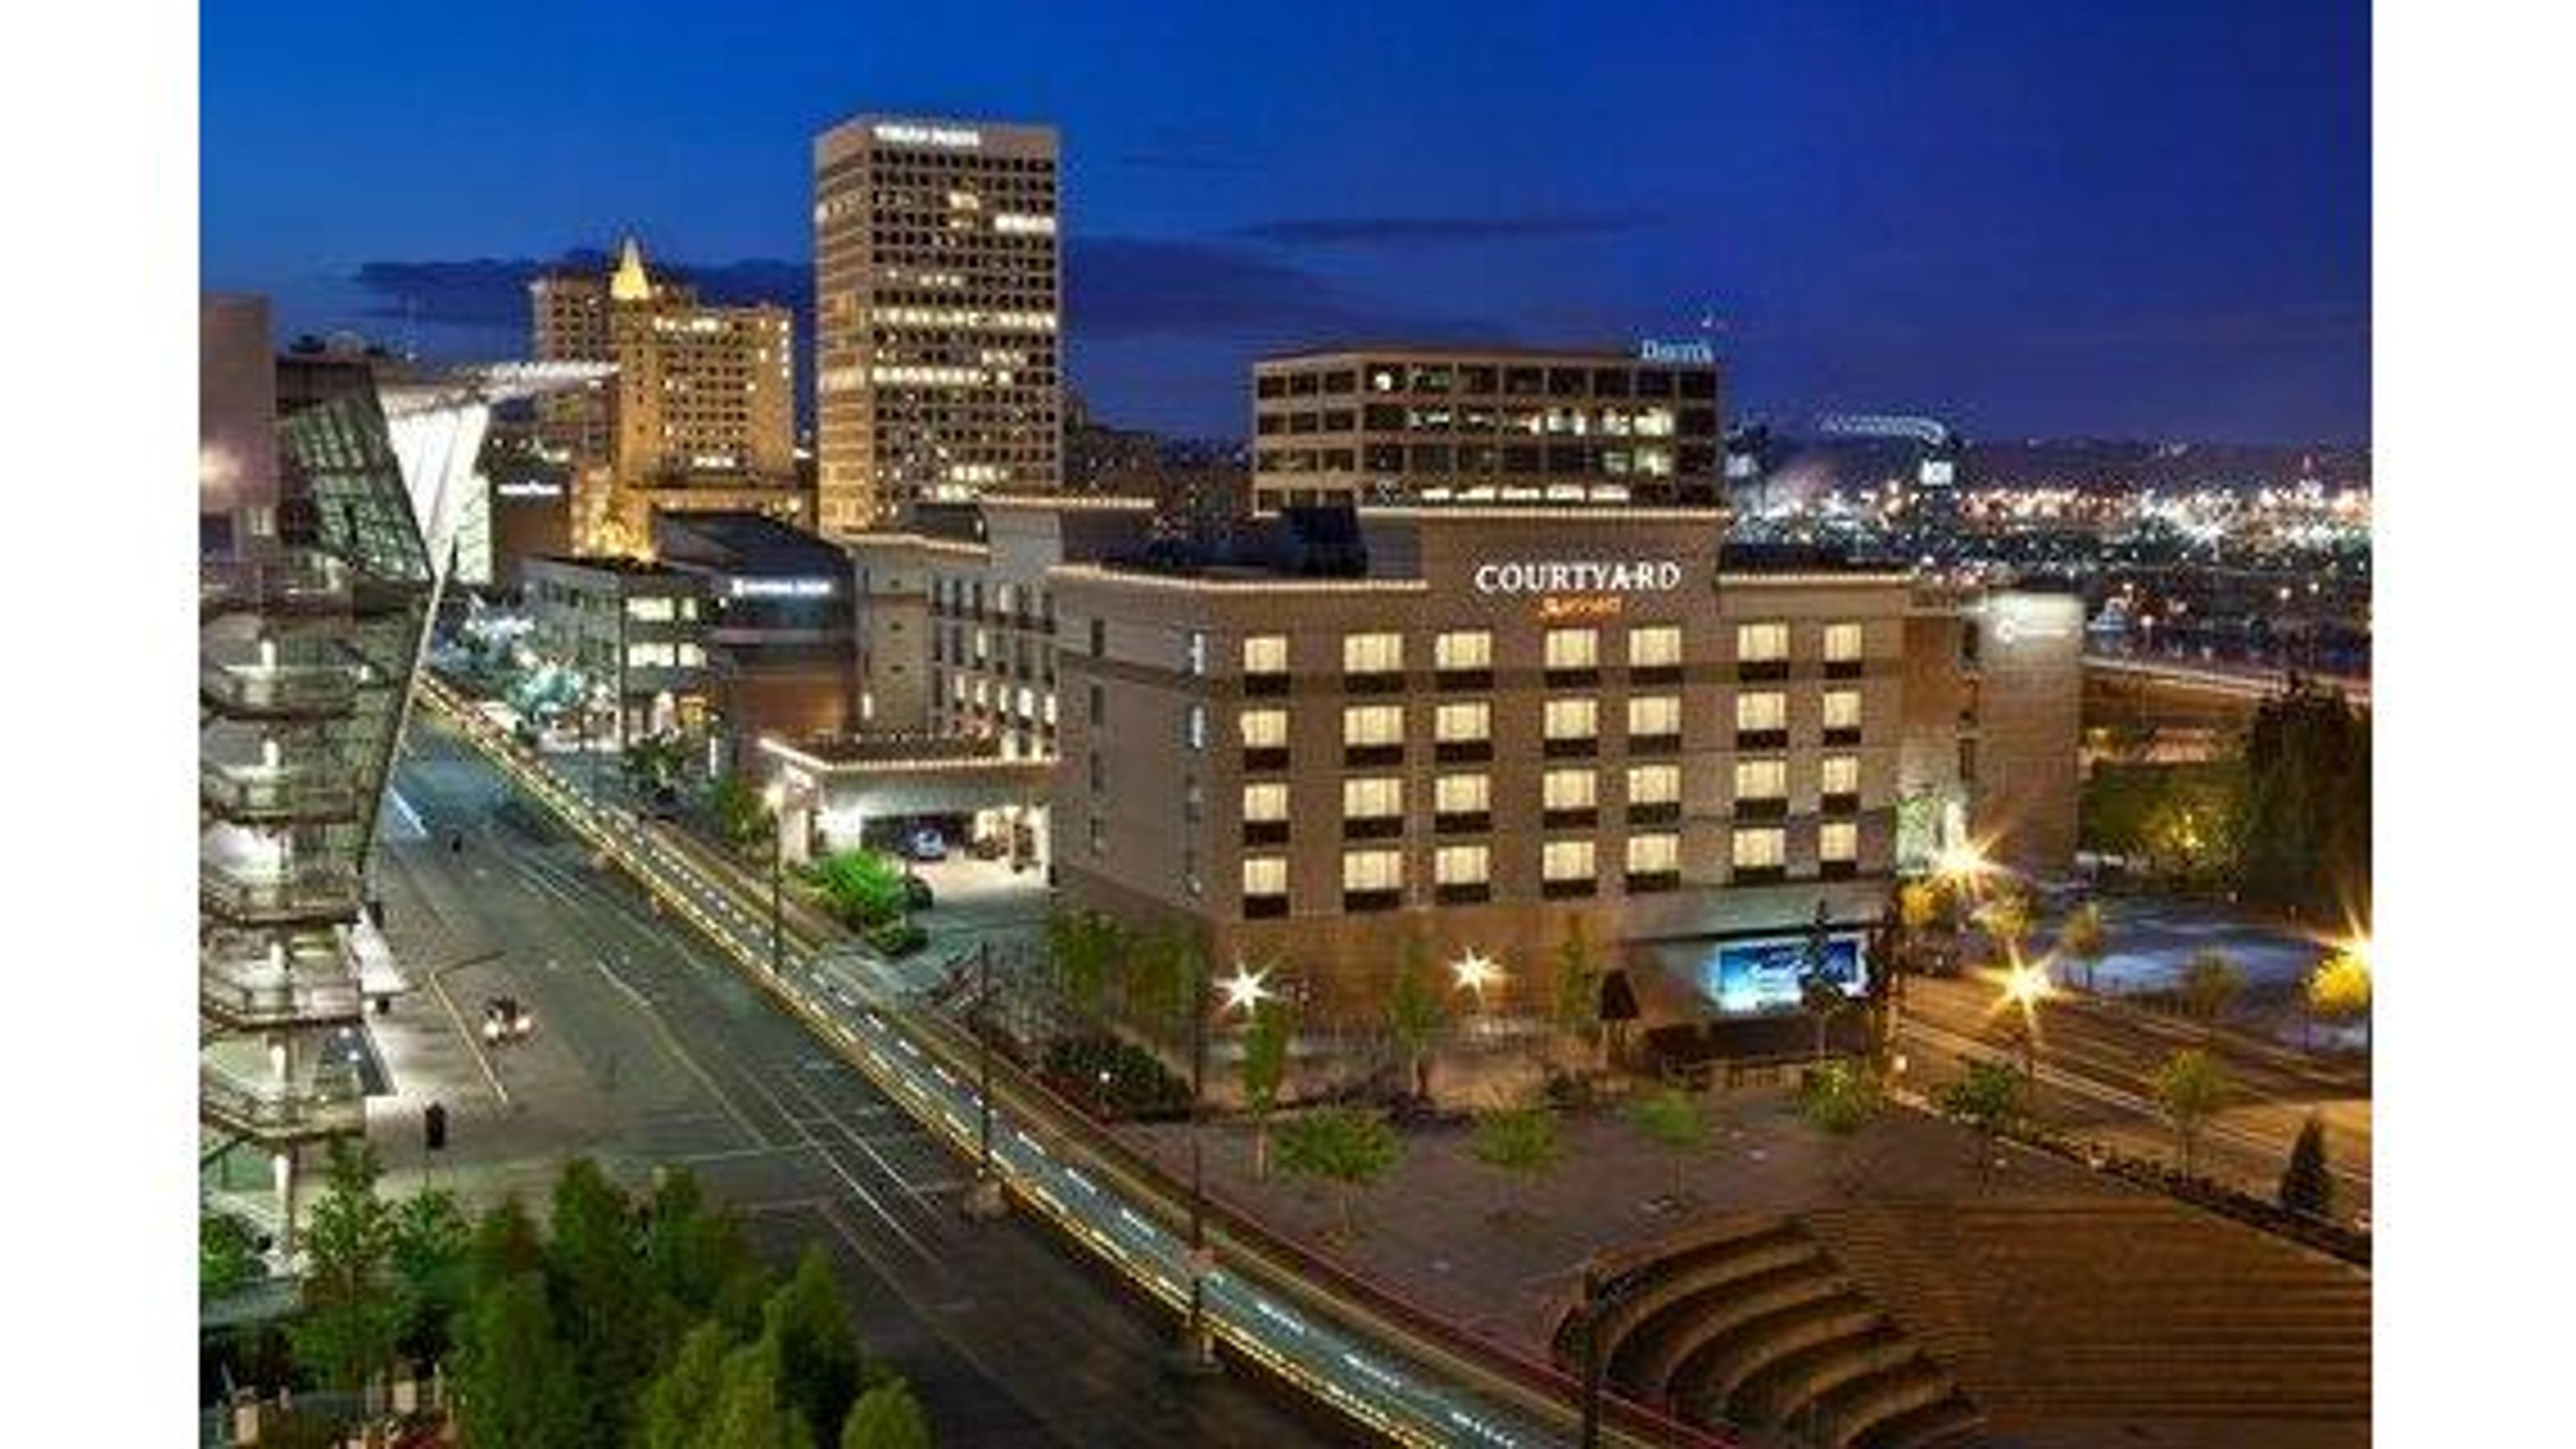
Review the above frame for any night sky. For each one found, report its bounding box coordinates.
[201,0,2369,445]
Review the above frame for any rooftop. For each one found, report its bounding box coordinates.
[1258,341,1720,367]
[652,511,849,576]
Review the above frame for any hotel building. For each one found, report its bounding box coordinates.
[529,237,800,556]
[812,115,1062,532]
[819,496,2079,1031]
[1250,345,1723,513]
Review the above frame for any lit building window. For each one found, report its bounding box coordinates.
[1341,849,1403,892]
[1627,695,1681,737]
[1342,776,1405,820]
[1626,833,1680,874]
[1735,758,1788,801]
[1434,630,1493,671]
[1240,708,1289,749]
[1737,622,1790,662]
[1823,622,1864,663]
[1823,689,1864,731]
[1543,839,1596,881]
[1628,625,1682,668]
[1186,630,1208,676]
[1185,703,1208,750]
[1821,820,1860,863]
[1435,773,1490,813]
[1342,631,1405,675]
[1732,827,1786,870]
[1736,691,1787,733]
[1243,633,1289,674]
[1543,769,1597,811]
[626,597,678,623]
[1544,628,1599,671]
[1242,857,1287,897]
[1242,782,1288,821]
[1435,702,1491,742]
[1436,845,1491,885]
[1821,755,1860,797]
[1544,698,1599,741]
[1626,763,1681,804]
[1342,704,1405,747]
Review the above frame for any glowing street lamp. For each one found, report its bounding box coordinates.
[1452,949,1503,1012]
[1996,953,2054,1084]
[1216,961,1273,1018]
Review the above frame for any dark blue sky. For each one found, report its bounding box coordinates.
[202,0,2369,445]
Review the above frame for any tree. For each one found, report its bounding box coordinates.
[1383,934,1447,1104]
[839,1377,934,1449]
[764,1246,864,1445]
[810,849,910,930]
[1274,1107,1402,1242]
[468,1195,546,1298]
[644,1167,764,1342]
[1549,916,1602,1069]
[641,1321,736,1449]
[1798,1062,1886,1197]
[547,1157,655,1447]
[2178,949,2246,1032]
[2057,901,2108,994]
[709,770,773,852]
[2154,1048,2231,1177]
[2279,1114,2334,1220]
[2240,682,2371,921]
[1625,1088,1709,1205]
[201,1212,262,1298]
[2306,949,2371,1050]
[708,1337,817,1449]
[1936,1061,2025,1169]
[1238,1000,1293,1179]
[1981,885,2034,963]
[1043,908,1120,1022]
[1468,1102,1562,1220]
[453,1273,583,1449]
[387,1187,472,1357]
[289,1141,403,1391]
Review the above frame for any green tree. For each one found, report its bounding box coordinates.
[387,1186,472,1356]
[1981,887,2034,962]
[644,1167,765,1343]
[1549,916,1602,1069]
[2154,1048,2231,1177]
[708,1337,817,1449]
[1468,1102,1562,1220]
[810,849,910,930]
[839,1378,934,1449]
[201,1212,262,1298]
[2179,949,2247,1032]
[453,1273,583,1449]
[2279,1114,2334,1220]
[1798,1061,1886,1197]
[1238,1000,1293,1179]
[1625,1087,1709,1205]
[763,1245,864,1445]
[468,1195,546,1298]
[547,1157,655,1447]
[1274,1107,1403,1242]
[289,1142,403,1390]
[1383,934,1447,1103]
[1937,1061,2025,1168]
[2305,949,2371,1050]
[1043,908,1119,1022]
[640,1321,736,1449]
[2057,901,2109,993]
[2240,682,2371,920]
[709,770,773,853]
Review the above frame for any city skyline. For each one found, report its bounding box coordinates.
[203,0,2369,447]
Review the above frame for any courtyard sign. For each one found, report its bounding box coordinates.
[1473,559,1686,596]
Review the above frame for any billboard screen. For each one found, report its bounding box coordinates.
[1700,934,1870,1016]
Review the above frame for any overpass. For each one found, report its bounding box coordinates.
[2082,651,2369,763]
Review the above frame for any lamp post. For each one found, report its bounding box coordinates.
[962,941,1006,1220]
[1999,952,2053,1087]
[1179,959,1271,1373]
[761,781,786,979]
[1452,949,1503,1040]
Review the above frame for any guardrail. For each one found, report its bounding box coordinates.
[201,765,360,821]
[412,672,1733,1448]
[200,1067,365,1138]
[201,555,353,614]
[200,864,364,923]
[200,661,359,716]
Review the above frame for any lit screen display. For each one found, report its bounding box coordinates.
[1700,934,1869,1016]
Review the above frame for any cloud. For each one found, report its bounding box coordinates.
[1067,235,1505,345]
[1233,211,1656,248]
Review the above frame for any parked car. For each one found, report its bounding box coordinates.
[901,826,949,862]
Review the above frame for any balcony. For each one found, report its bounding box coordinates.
[1342,816,1403,841]
[1342,889,1404,913]
[1542,877,1597,900]
[201,951,364,1031]
[1629,663,1684,687]
[1822,726,1864,747]
[1731,865,1787,886]
[1544,667,1601,690]
[1626,732,1681,757]
[1434,739,1493,764]
[1433,810,1491,835]
[200,554,352,619]
[1242,746,1291,773]
[1241,820,1290,847]
[1825,658,1865,680]
[1434,882,1493,905]
[1433,669,1492,692]
[201,861,363,926]
[1821,792,1862,815]
[1243,672,1290,698]
[1344,670,1406,696]
[1242,894,1289,920]
[1342,743,1405,768]
[1542,736,1598,760]
[199,1062,366,1142]
[1627,800,1682,826]
[1542,806,1599,830]
[201,761,360,825]
[1736,796,1788,821]
[201,660,358,719]
[1625,871,1681,894]
[1735,729,1789,751]
[1737,659,1790,682]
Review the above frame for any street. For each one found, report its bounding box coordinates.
[367,725,1352,1448]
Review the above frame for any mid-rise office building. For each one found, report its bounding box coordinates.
[522,555,714,750]
[530,237,800,555]
[1250,345,1723,513]
[813,114,1062,532]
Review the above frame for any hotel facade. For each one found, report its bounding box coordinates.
[826,498,2080,1028]
[812,115,1063,532]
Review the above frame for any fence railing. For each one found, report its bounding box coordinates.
[201,661,359,716]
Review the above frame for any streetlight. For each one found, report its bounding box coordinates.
[1452,948,1503,1013]
[1181,957,1270,1373]
[1997,951,2054,1086]
[760,781,786,979]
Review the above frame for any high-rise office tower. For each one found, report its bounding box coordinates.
[813,115,1062,533]
[530,237,799,555]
